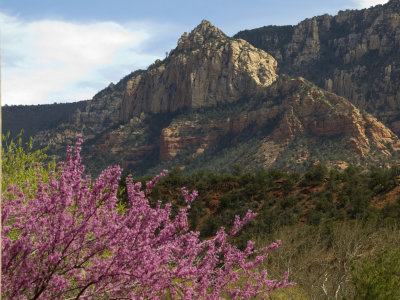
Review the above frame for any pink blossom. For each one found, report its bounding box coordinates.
[2,137,294,299]
[230,209,258,236]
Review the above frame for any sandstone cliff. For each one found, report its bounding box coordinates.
[77,75,400,175]
[153,76,400,172]
[235,0,400,135]
[120,20,277,122]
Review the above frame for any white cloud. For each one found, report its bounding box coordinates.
[351,0,389,8]
[0,13,167,105]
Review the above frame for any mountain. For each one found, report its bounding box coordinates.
[3,16,400,175]
[120,20,277,121]
[235,0,400,134]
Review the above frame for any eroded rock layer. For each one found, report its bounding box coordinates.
[235,0,400,134]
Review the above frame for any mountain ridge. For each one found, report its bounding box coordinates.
[3,8,400,175]
[235,0,400,134]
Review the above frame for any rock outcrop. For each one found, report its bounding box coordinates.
[235,0,400,135]
[145,76,400,171]
[120,20,277,122]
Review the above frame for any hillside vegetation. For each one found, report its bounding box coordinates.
[120,163,400,299]
[3,133,400,299]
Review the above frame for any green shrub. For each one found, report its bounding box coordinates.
[352,248,400,300]
[302,163,328,186]
[2,132,55,195]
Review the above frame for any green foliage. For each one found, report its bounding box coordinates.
[117,163,400,246]
[380,197,400,225]
[302,163,328,186]
[200,217,219,237]
[2,132,56,195]
[369,167,398,194]
[352,248,400,300]
[337,172,373,219]
[307,209,323,226]
[282,173,300,194]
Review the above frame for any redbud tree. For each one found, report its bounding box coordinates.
[2,136,294,299]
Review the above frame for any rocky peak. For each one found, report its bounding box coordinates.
[177,20,227,50]
[120,21,278,121]
[192,19,226,40]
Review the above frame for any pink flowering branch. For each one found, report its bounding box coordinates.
[145,169,168,194]
[2,137,294,299]
[230,209,258,236]
[181,187,199,204]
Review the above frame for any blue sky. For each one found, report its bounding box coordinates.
[0,0,389,105]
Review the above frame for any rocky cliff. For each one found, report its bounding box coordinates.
[235,0,400,135]
[152,76,400,172]
[74,75,400,175]
[4,18,400,175]
[119,20,277,122]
